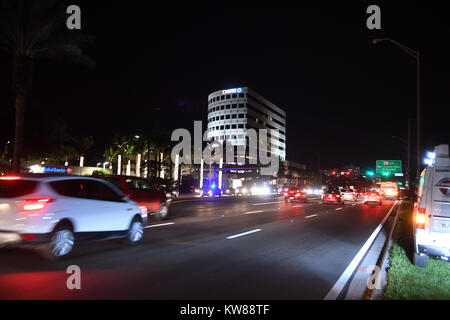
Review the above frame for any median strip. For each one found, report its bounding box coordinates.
[252,201,284,206]
[226,229,262,239]
[145,222,175,229]
[245,210,264,215]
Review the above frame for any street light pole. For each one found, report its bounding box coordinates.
[373,38,420,180]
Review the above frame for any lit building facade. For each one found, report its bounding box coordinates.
[206,87,286,161]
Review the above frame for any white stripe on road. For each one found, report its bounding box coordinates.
[305,214,318,219]
[226,229,262,239]
[336,208,343,211]
[245,210,264,215]
[252,201,284,206]
[324,200,399,300]
[144,222,175,229]
[292,205,303,208]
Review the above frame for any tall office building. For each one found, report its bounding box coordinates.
[207,87,286,161]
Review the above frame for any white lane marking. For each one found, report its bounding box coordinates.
[336,208,343,211]
[226,229,262,239]
[305,214,318,219]
[252,201,284,206]
[324,200,399,300]
[292,205,303,208]
[144,222,175,229]
[245,210,264,215]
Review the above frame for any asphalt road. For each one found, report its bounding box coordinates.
[0,194,397,299]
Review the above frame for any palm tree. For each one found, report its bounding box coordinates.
[0,0,94,173]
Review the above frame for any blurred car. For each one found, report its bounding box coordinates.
[224,187,235,196]
[341,188,357,202]
[283,187,307,202]
[0,175,146,259]
[322,188,344,204]
[199,184,222,197]
[235,186,251,196]
[363,191,382,205]
[95,175,171,220]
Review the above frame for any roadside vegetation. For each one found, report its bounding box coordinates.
[384,201,450,299]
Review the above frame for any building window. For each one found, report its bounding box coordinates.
[232,124,237,129]
[225,115,230,119]
[238,103,244,108]
[220,115,224,120]
[226,94,230,99]
[238,124,244,128]
[232,114,237,119]
[239,93,244,98]
[232,104,237,108]
[220,95,225,100]
[232,93,237,98]
[238,114,244,118]
[220,105,225,110]
[225,125,230,129]
[226,104,231,109]
[220,125,224,130]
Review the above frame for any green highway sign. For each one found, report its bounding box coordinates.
[376,160,402,175]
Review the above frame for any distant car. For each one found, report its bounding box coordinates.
[0,175,146,260]
[95,175,171,220]
[199,185,222,197]
[224,187,235,196]
[341,188,357,202]
[363,191,382,205]
[322,189,344,204]
[283,187,307,202]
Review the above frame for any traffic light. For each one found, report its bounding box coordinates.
[382,171,390,177]
[366,171,374,176]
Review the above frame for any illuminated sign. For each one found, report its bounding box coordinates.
[43,167,72,174]
[222,88,243,94]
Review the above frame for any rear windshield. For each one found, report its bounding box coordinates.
[0,180,39,198]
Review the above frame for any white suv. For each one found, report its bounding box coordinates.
[0,175,146,259]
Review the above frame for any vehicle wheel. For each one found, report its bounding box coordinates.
[156,205,169,220]
[40,225,74,261]
[124,217,144,245]
[413,252,428,268]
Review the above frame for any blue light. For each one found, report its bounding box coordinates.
[43,167,69,173]
[211,183,216,189]
[236,88,242,93]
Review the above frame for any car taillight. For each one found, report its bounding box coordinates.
[22,198,52,212]
[415,208,426,229]
[139,206,148,218]
[0,176,21,180]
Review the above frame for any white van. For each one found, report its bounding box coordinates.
[413,144,450,267]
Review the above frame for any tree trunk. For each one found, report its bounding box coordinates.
[12,93,25,173]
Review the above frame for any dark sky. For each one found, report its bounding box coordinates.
[0,1,449,171]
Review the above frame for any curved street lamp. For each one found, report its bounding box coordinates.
[373,38,420,180]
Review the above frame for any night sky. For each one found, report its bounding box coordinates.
[0,1,449,171]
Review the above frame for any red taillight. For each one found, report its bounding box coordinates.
[22,198,52,212]
[21,234,38,241]
[0,176,21,181]
[415,208,426,229]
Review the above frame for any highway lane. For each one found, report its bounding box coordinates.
[0,194,397,299]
